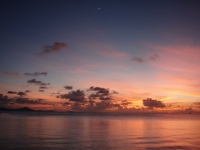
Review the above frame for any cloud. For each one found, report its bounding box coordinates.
[24,72,47,76]
[88,86,116,101]
[143,98,166,109]
[87,101,122,111]
[149,54,159,60]
[7,91,17,94]
[2,72,24,78]
[27,79,50,86]
[121,100,132,106]
[25,90,31,93]
[39,90,44,92]
[57,90,85,102]
[88,86,109,94]
[39,42,67,55]
[39,86,48,89]
[131,57,144,63]
[17,92,27,97]
[7,91,29,96]
[63,85,73,90]
[27,79,42,84]
[15,98,43,104]
[70,100,122,112]
[62,102,71,106]
[0,94,14,107]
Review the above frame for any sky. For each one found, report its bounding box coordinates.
[0,0,200,113]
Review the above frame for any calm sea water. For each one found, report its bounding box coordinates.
[0,112,200,150]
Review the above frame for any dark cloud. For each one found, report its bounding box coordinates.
[40,42,67,55]
[121,100,132,106]
[17,92,27,97]
[143,98,166,109]
[27,79,42,84]
[131,57,144,63]
[39,86,48,89]
[99,96,112,100]
[149,54,159,60]
[57,90,85,102]
[39,83,50,86]
[62,102,71,106]
[16,98,43,104]
[39,90,44,92]
[88,86,109,95]
[25,90,31,93]
[88,86,117,101]
[24,72,47,76]
[70,99,121,112]
[7,91,17,94]
[27,79,50,86]
[81,101,122,112]
[63,85,73,90]
[0,94,14,107]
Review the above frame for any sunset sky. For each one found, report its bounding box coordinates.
[1,0,200,112]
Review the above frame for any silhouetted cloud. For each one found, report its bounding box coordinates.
[39,42,67,55]
[0,94,14,107]
[17,92,27,97]
[99,96,112,100]
[7,91,17,94]
[121,100,132,106]
[88,86,109,95]
[7,91,28,96]
[95,101,121,110]
[25,90,31,93]
[71,100,122,112]
[88,86,117,101]
[16,98,43,104]
[131,57,144,63]
[39,83,50,86]
[27,79,50,86]
[63,85,73,90]
[39,86,48,89]
[143,98,166,109]
[62,102,71,106]
[57,90,85,102]
[27,79,42,84]
[24,72,47,76]
[149,54,159,60]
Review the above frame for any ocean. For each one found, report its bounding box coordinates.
[0,112,200,150]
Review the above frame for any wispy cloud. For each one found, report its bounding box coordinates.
[38,42,67,55]
[149,54,159,60]
[79,40,128,59]
[24,72,47,76]
[2,72,24,78]
[131,57,144,63]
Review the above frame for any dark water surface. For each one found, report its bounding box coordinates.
[0,112,200,150]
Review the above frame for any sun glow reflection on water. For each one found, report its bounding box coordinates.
[0,113,200,150]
